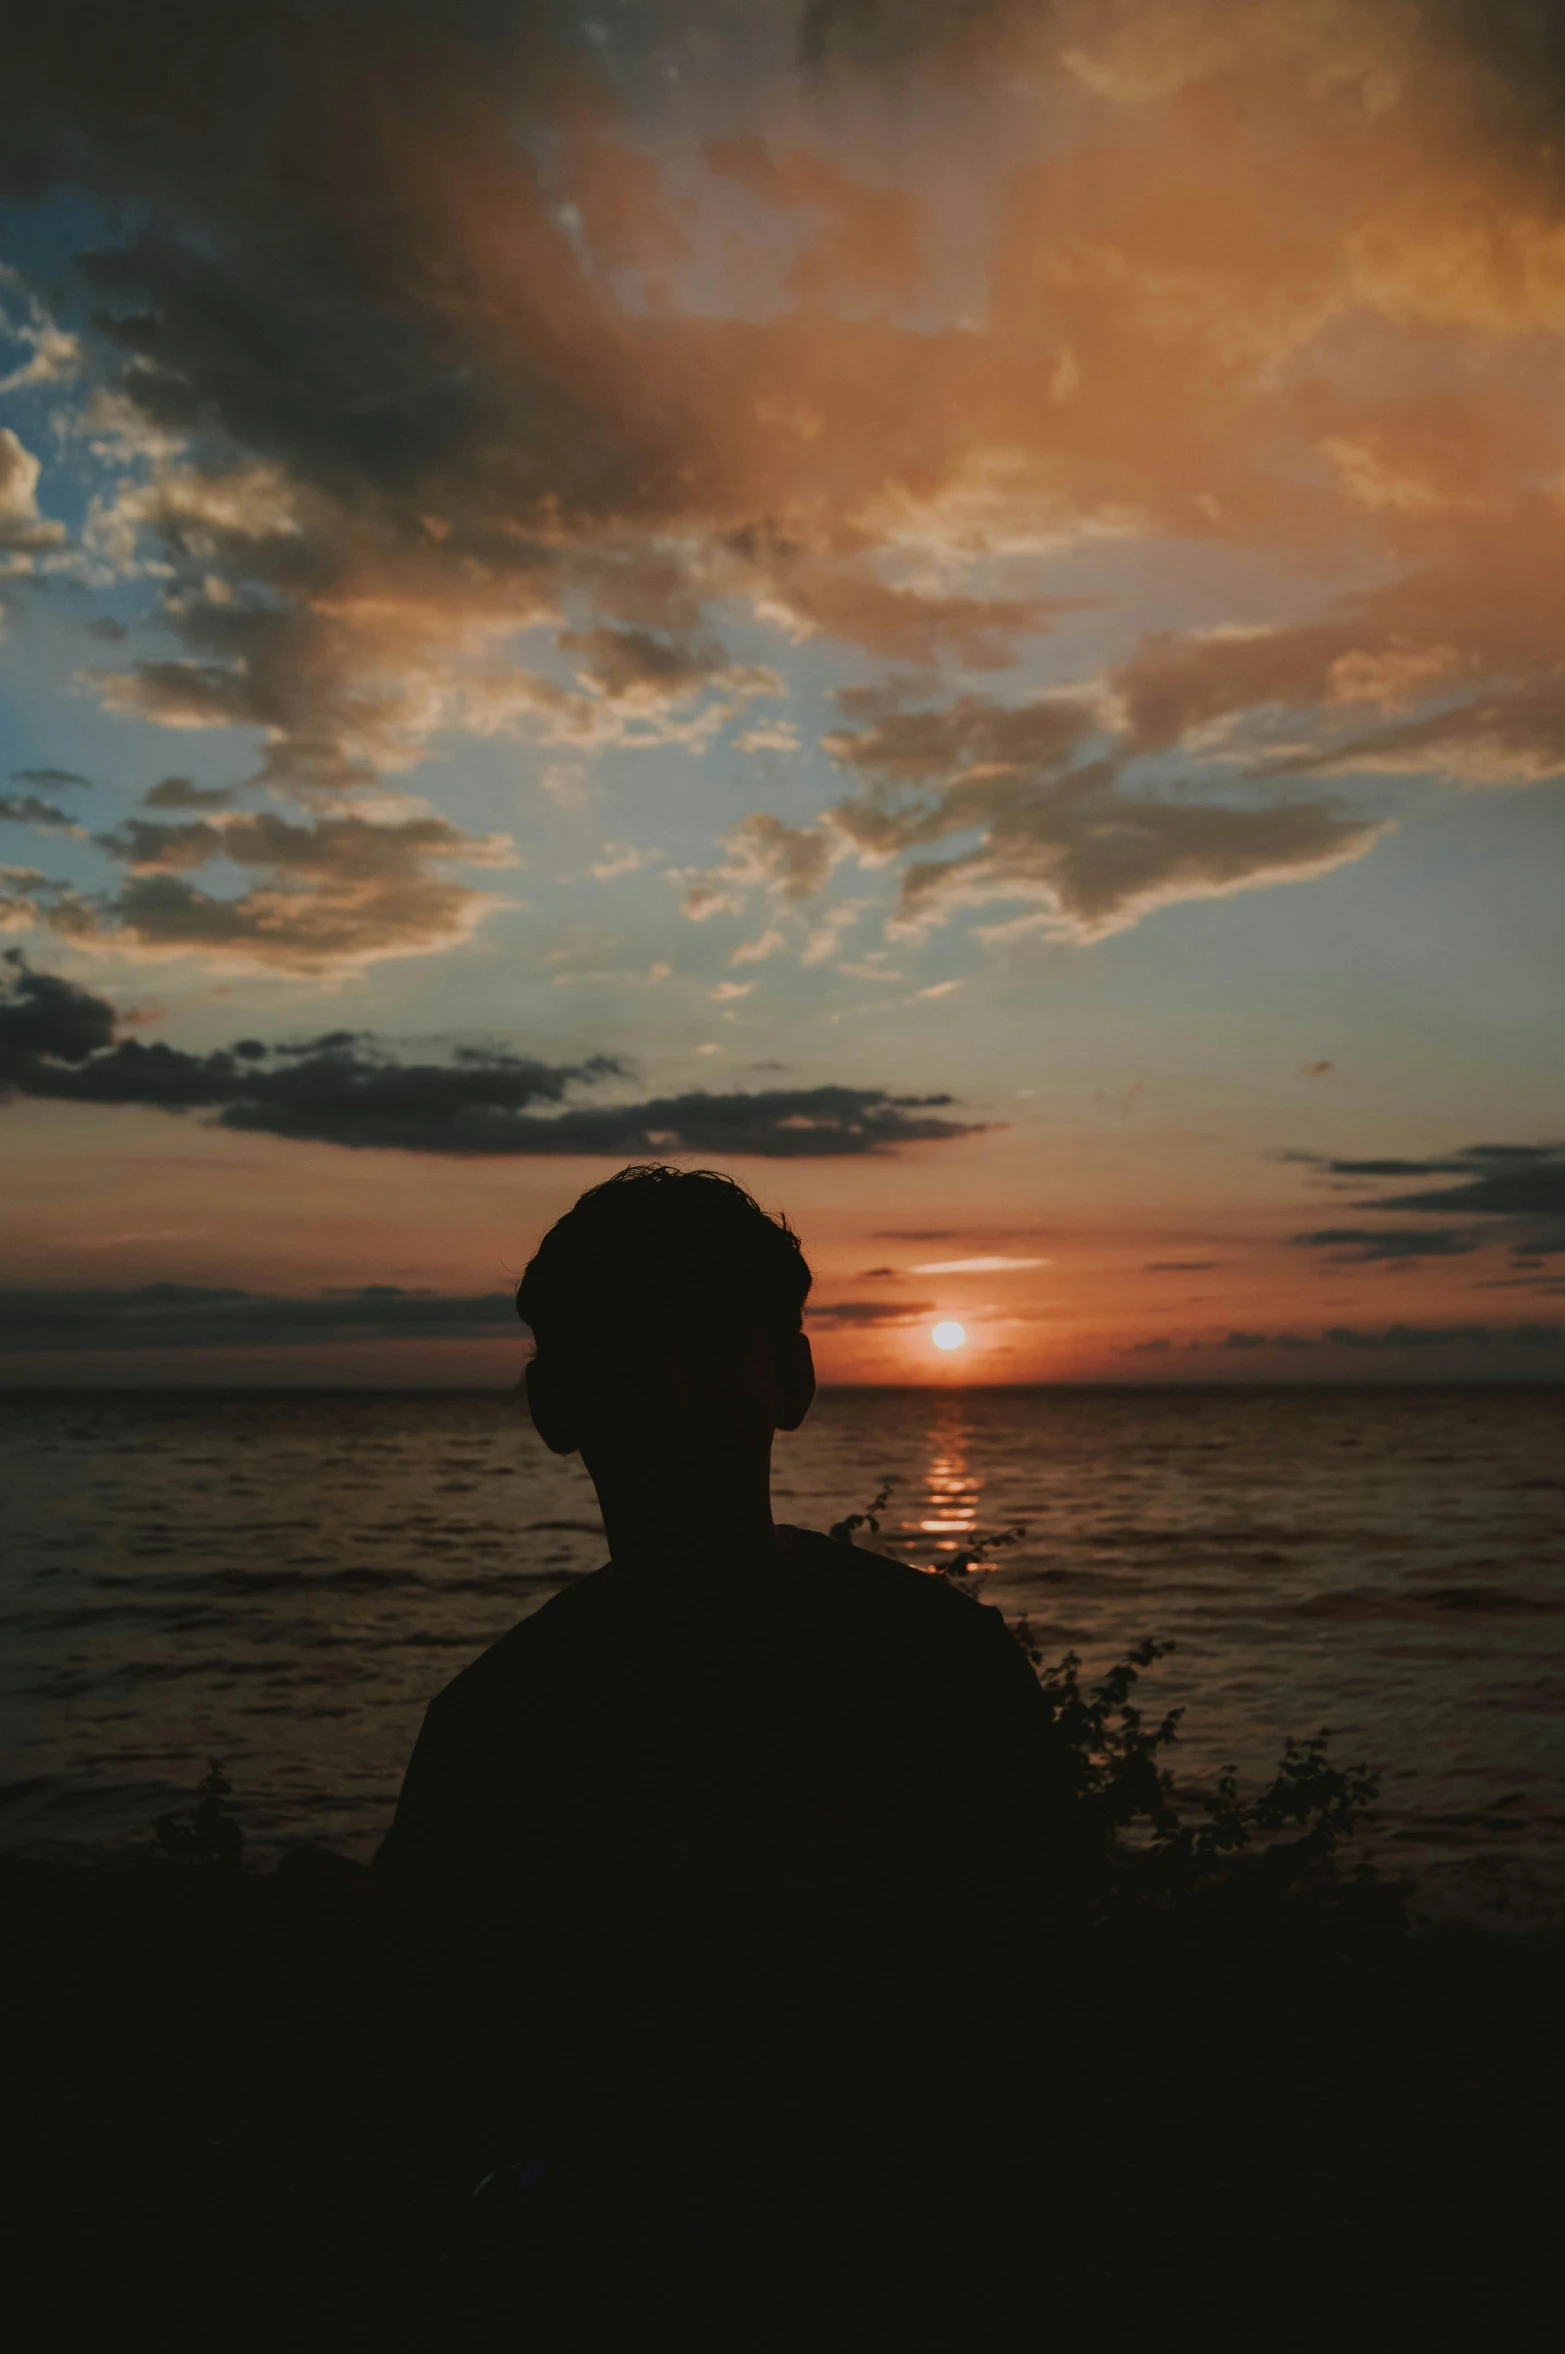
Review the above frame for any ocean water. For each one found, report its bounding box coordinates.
[2,1385,1562,1924]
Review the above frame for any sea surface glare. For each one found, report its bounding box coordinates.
[2,1385,1562,1924]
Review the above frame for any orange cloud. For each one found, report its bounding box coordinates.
[10,0,1565,970]
[27,811,518,974]
[824,688,1381,935]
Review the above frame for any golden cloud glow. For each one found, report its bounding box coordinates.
[6,0,1565,979]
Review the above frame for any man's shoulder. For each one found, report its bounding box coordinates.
[784,1527,1014,1639]
[422,1536,1013,1725]
[424,1567,616,1719]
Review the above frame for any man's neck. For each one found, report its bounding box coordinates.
[586,1448,781,1574]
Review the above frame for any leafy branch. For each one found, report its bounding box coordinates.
[828,1478,897,1546]
[941,1519,1028,1584]
[1011,1622,1382,1906]
[154,1758,244,1872]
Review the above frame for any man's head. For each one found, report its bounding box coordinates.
[517,1164,815,1467]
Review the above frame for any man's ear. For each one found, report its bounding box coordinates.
[774,1329,816,1433]
[525,1355,580,1456]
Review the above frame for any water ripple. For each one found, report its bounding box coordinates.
[0,1385,1560,1924]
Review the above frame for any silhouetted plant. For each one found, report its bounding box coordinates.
[942,1519,1029,1584]
[1010,1622,1381,1908]
[153,1758,244,1873]
[828,1477,897,1546]
[831,1477,1027,1583]
[833,1479,1380,1911]
[1013,1630,1185,1846]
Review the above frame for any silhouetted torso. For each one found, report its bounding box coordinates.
[378,1526,1071,2279]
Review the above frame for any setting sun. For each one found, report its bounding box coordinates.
[931,1322,967,1353]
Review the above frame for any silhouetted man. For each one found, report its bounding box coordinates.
[378,1165,1073,2339]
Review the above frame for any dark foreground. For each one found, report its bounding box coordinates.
[4,1850,1558,2350]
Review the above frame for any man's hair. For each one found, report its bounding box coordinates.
[516,1164,811,1363]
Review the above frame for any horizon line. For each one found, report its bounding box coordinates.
[3,1378,1562,1398]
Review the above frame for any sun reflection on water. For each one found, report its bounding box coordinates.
[904,1407,980,1559]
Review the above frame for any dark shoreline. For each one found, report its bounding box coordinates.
[6,1848,1558,2340]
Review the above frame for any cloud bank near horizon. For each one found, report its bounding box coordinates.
[1131,1321,1561,1359]
[0,1282,520,1354]
[0,1285,1556,1370]
[1286,1141,1565,1278]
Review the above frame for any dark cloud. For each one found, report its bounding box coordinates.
[0,955,617,1143]
[1288,1142,1565,1269]
[1368,1146,1565,1223]
[142,776,236,810]
[1318,1156,1472,1177]
[1428,1,1565,143]
[0,796,79,829]
[15,807,520,974]
[483,1090,981,1160]
[0,955,982,1157]
[1291,1227,1482,1263]
[1175,1321,1561,1353]
[804,1298,937,1325]
[0,950,116,1063]
[1119,617,1369,755]
[1143,1258,1217,1272]
[11,768,90,789]
[825,692,1382,938]
[1320,1322,1559,1350]
[0,1281,519,1354]
[556,628,734,706]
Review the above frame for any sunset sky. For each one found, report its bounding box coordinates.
[1,0,1562,1385]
